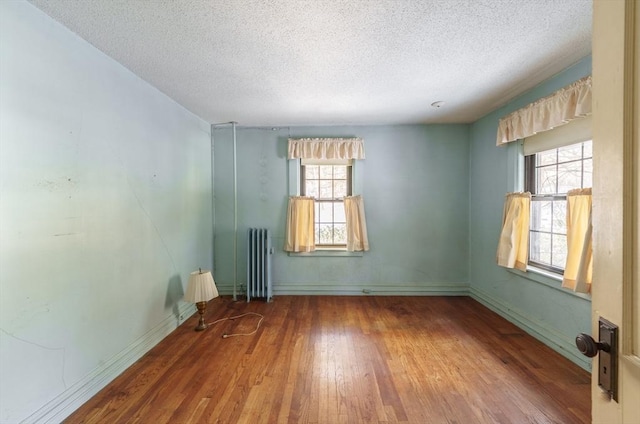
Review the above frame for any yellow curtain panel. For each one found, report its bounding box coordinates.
[562,188,592,293]
[344,195,370,252]
[284,196,315,252]
[496,192,531,271]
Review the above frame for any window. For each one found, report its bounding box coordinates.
[525,140,592,274]
[300,160,352,247]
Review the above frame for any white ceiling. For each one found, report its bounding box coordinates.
[28,0,592,127]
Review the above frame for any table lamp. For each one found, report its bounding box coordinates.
[184,268,219,331]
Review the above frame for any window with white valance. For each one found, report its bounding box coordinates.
[496,75,591,146]
[285,138,369,253]
[496,76,593,294]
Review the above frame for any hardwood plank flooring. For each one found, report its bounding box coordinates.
[64,296,590,424]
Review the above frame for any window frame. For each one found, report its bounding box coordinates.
[287,155,364,257]
[300,160,353,248]
[500,116,592,299]
[524,139,593,276]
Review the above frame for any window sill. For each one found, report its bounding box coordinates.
[507,265,591,301]
[288,249,364,258]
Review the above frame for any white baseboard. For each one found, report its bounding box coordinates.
[469,287,591,371]
[23,302,196,424]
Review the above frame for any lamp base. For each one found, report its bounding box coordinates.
[194,301,208,331]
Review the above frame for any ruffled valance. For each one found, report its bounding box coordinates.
[288,138,365,160]
[496,76,592,146]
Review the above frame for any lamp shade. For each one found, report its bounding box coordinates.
[184,270,219,303]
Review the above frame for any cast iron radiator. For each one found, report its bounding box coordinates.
[246,228,273,302]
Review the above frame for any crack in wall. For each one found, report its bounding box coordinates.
[0,327,67,389]
[125,176,178,273]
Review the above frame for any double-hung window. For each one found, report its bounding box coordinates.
[524,139,592,275]
[286,137,367,254]
[495,75,592,289]
[300,159,352,248]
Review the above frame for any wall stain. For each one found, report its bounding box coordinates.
[35,177,77,192]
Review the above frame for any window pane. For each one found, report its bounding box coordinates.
[552,200,566,234]
[583,140,593,158]
[301,163,351,247]
[583,158,593,188]
[334,202,345,223]
[537,165,557,194]
[305,165,319,179]
[333,166,347,179]
[319,180,332,199]
[334,180,347,197]
[557,161,582,194]
[527,140,592,274]
[552,234,567,269]
[531,200,552,232]
[319,166,333,179]
[306,180,319,198]
[334,224,346,244]
[530,231,551,265]
[557,143,583,163]
[537,149,557,166]
[318,202,333,223]
[319,224,333,244]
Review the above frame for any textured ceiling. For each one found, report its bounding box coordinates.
[28,0,592,127]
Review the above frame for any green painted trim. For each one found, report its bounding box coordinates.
[507,140,525,192]
[508,267,592,301]
[273,282,468,296]
[216,282,468,297]
[288,158,300,196]
[24,302,196,423]
[353,159,364,194]
[470,287,591,371]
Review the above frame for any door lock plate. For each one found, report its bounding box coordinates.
[598,317,618,401]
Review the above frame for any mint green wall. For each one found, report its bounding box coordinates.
[468,57,592,369]
[0,2,212,422]
[0,2,593,421]
[213,125,470,295]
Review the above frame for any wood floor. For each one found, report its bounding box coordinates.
[64,296,591,424]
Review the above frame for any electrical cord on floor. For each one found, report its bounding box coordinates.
[207,312,264,339]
